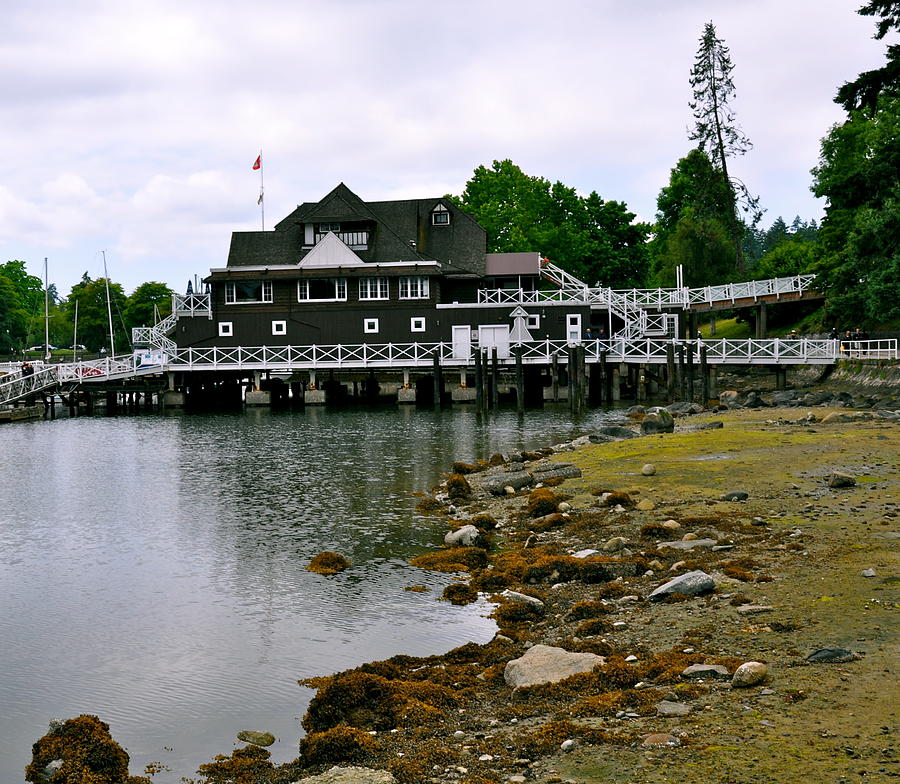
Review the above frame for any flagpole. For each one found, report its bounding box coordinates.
[259,149,265,231]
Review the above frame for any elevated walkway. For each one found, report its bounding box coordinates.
[2,338,895,408]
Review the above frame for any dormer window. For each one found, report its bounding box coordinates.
[319,222,341,233]
[431,204,450,226]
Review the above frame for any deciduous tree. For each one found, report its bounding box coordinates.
[454,160,650,288]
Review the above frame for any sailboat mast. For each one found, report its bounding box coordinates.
[72,299,79,362]
[44,257,49,360]
[102,250,115,355]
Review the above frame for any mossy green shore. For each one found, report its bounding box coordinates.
[29,407,900,784]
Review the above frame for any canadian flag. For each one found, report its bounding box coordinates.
[252,155,261,170]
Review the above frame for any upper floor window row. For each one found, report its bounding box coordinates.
[223,276,429,304]
[225,280,272,304]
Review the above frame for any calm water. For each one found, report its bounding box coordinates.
[0,404,625,782]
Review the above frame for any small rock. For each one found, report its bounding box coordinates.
[642,732,681,747]
[572,548,600,558]
[720,490,749,501]
[636,499,656,511]
[237,730,275,747]
[641,408,675,434]
[682,663,730,680]
[501,590,546,611]
[682,532,698,541]
[736,605,775,615]
[601,536,629,553]
[805,647,862,663]
[649,570,715,600]
[641,463,657,476]
[827,471,856,488]
[625,655,638,662]
[560,739,576,752]
[656,700,691,717]
[662,519,681,530]
[731,661,768,688]
[861,568,877,578]
[657,538,717,551]
[479,754,494,761]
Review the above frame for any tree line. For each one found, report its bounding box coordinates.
[0,262,173,354]
[453,3,898,330]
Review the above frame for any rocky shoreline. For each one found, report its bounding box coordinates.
[265,381,898,784]
[26,375,900,784]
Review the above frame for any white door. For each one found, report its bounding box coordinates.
[566,313,582,343]
[451,325,472,359]
[478,325,511,359]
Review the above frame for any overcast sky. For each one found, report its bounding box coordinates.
[0,0,888,296]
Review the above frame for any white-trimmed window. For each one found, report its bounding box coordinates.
[319,222,340,233]
[298,278,347,301]
[410,317,426,333]
[527,314,540,329]
[218,321,233,337]
[359,277,389,300]
[272,320,287,336]
[399,276,430,300]
[224,280,272,304]
[364,318,379,334]
[432,203,450,225]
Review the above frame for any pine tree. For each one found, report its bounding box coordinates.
[688,21,759,270]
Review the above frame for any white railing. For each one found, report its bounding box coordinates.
[477,274,818,311]
[173,292,211,317]
[158,337,872,371]
[837,338,899,360]
[0,365,58,406]
[2,336,894,406]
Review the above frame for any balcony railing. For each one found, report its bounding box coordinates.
[315,231,369,250]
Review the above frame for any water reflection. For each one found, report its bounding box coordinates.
[0,404,624,783]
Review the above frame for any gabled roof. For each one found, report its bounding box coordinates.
[299,231,365,268]
[228,182,488,275]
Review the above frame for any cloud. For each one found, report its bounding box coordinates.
[0,0,887,294]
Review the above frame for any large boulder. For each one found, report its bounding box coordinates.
[476,471,534,496]
[648,570,715,601]
[504,644,605,688]
[641,408,675,434]
[444,525,483,548]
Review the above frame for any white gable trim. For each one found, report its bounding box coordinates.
[299,232,365,268]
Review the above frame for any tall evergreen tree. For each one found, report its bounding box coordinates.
[836,1,900,113]
[687,21,760,270]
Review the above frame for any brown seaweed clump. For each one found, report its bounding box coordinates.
[298,726,377,767]
[526,487,561,518]
[306,551,352,575]
[301,671,457,734]
[567,600,615,620]
[442,582,478,605]
[414,495,445,514]
[195,744,276,784]
[410,547,488,573]
[446,473,473,501]
[26,715,150,784]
